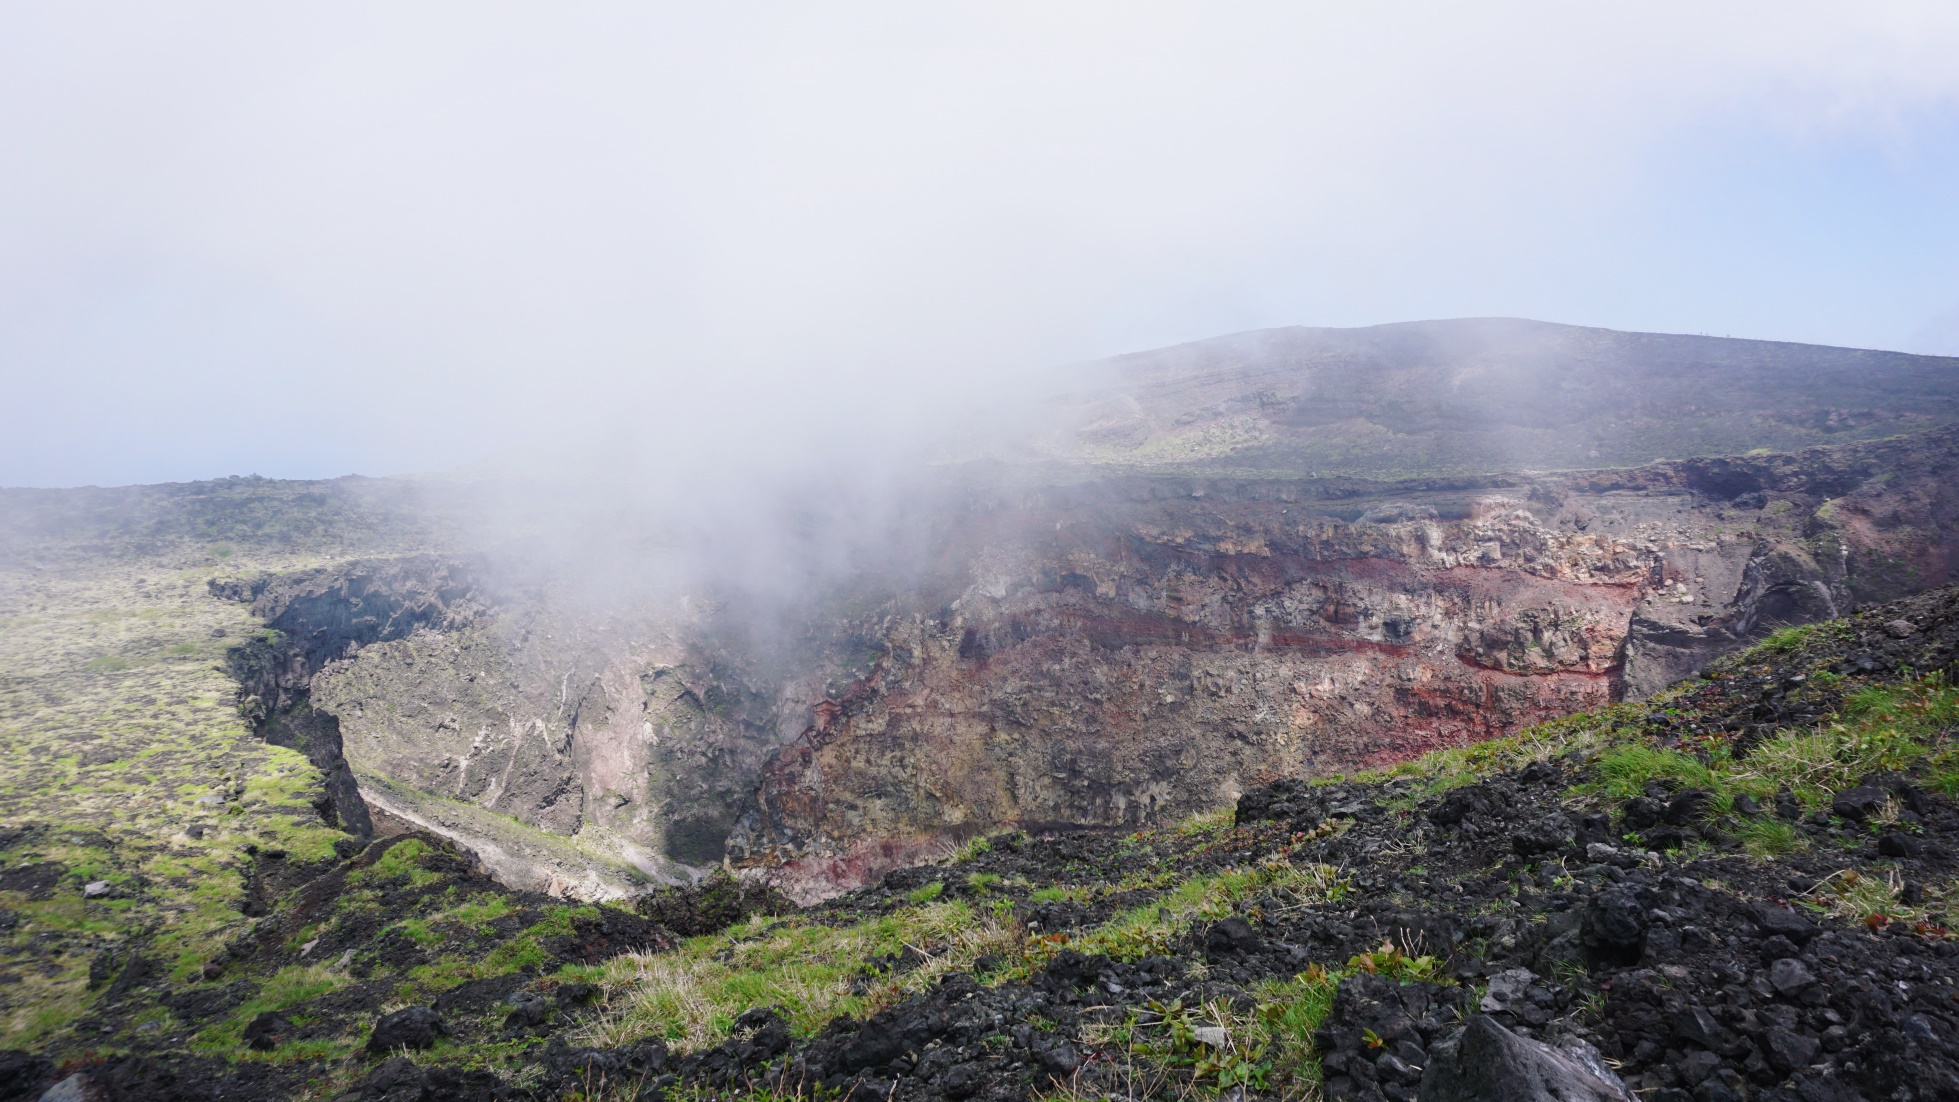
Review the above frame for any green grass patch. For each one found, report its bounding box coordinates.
[1588,745,1720,801]
[586,901,1021,1054]
[1733,816,1807,859]
[192,964,350,1056]
[355,838,444,887]
[1370,705,1641,799]
[449,896,516,930]
[1735,676,1959,808]
[1060,859,1350,965]
[1027,885,1092,905]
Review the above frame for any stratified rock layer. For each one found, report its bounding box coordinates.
[722,430,1959,898]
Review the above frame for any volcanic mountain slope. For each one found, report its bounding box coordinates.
[1038,318,1959,479]
[10,581,1959,1100]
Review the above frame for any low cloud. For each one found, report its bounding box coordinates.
[3,3,1959,487]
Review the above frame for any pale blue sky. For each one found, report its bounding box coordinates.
[4,4,1959,487]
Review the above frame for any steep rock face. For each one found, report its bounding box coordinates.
[298,587,791,893]
[729,491,1648,899]
[729,430,1959,899]
[217,555,489,837]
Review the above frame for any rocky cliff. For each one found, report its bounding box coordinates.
[728,429,1959,899]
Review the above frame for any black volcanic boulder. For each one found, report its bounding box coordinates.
[1040,949,1111,990]
[1663,788,1714,825]
[1879,831,1923,857]
[367,1006,446,1053]
[1206,915,1261,955]
[1619,797,1665,831]
[1419,1014,1633,1101]
[502,991,550,1032]
[1033,1038,1083,1078]
[359,1057,508,1102]
[634,870,792,938]
[1831,786,1888,820]
[1583,888,1646,966]
[0,1050,52,1101]
[1235,778,1326,827]
[1754,904,1820,946]
[241,1010,293,1051]
[1430,786,1492,828]
[1511,813,1576,857]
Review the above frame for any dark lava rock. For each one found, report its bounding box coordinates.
[545,905,671,965]
[1511,813,1575,856]
[1033,1038,1082,1077]
[555,981,597,1007]
[0,863,63,902]
[1621,798,1665,831]
[0,1050,52,1101]
[1830,786,1888,820]
[502,991,550,1031]
[1767,957,1816,996]
[634,870,792,938]
[1419,1014,1633,1101]
[1429,787,1490,828]
[941,1060,983,1099]
[366,1007,446,1053]
[1764,1027,1821,1073]
[358,1056,508,1102]
[1878,831,1922,857]
[1235,777,1326,826]
[430,973,527,1015]
[1583,888,1646,966]
[1663,788,1713,825]
[241,1010,293,1052]
[1206,915,1261,955]
[358,1057,427,1102]
[541,1036,623,1084]
[1671,1005,1722,1049]
[1041,949,1110,989]
[1755,905,1820,945]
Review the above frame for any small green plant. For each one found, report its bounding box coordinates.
[907,881,944,904]
[1129,998,1272,1091]
[1345,939,1443,983]
[1806,867,1912,926]
[1176,809,1234,837]
[1759,623,1818,654]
